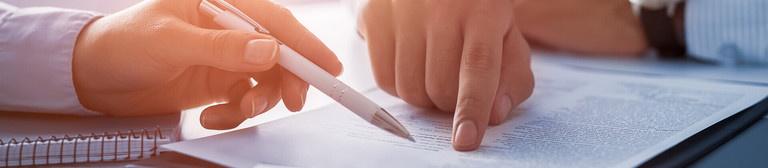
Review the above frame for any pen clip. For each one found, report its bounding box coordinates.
[200,0,272,36]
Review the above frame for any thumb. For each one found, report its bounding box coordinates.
[163,23,280,72]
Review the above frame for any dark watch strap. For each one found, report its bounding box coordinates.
[640,7,686,58]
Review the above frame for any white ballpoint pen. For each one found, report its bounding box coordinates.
[199,0,413,141]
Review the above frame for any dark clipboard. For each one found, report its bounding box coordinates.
[641,96,768,167]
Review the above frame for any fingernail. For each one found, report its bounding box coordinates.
[200,113,208,128]
[249,95,268,117]
[244,39,277,64]
[299,85,307,111]
[492,95,512,124]
[290,84,309,113]
[454,120,478,148]
[200,112,218,129]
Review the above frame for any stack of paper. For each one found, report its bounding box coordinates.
[164,64,768,167]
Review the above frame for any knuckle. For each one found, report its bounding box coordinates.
[373,73,398,97]
[274,4,293,16]
[292,31,310,50]
[376,80,398,97]
[456,95,480,110]
[521,73,535,100]
[207,31,232,64]
[401,96,434,108]
[426,83,458,112]
[500,69,535,106]
[267,3,293,24]
[462,43,496,73]
[456,93,494,113]
[396,84,434,108]
[380,86,399,98]
[430,96,457,112]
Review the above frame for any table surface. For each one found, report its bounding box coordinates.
[691,118,768,168]
[4,0,767,167]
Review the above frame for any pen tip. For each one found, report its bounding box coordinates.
[393,128,415,142]
[371,108,416,142]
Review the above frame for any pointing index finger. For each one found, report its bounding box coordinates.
[451,15,507,151]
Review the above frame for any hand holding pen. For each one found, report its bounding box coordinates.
[73,0,341,129]
[200,0,411,140]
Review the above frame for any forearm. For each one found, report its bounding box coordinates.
[0,2,102,115]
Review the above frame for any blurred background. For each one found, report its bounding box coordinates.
[3,0,343,13]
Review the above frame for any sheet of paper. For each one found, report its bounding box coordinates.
[164,64,768,168]
[534,51,768,119]
[534,51,768,85]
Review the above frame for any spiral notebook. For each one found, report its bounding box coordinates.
[0,112,180,167]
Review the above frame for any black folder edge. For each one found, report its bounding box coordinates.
[641,95,768,167]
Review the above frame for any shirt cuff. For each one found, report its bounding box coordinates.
[0,6,104,115]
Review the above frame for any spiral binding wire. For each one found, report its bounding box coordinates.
[0,126,168,167]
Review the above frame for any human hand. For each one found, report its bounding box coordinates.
[72,0,342,129]
[358,0,534,151]
[513,0,648,56]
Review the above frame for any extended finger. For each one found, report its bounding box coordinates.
[451,8,509,151]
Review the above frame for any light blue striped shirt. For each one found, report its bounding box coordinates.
[686,0,768,65]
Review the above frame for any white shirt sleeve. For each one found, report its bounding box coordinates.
[0,2,103,115]
[685,0,768,65]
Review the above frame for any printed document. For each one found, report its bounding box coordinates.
[164,65,768,168]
